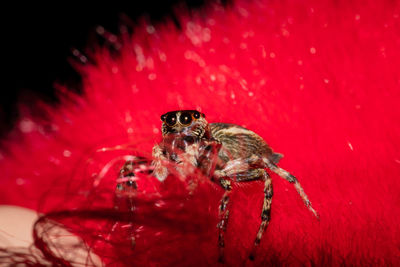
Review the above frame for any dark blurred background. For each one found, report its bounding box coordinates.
[2,1,227,137]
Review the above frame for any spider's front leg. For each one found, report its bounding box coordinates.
[151,144,169,181]
[116,156,153,197]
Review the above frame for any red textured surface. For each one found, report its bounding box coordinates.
[1,0,400,265]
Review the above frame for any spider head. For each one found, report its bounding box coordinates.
[160,110,209,139]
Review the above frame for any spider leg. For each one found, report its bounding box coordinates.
[214,168,272,261]
[216,178,232,263]
[152,144,169,181]
[116,157,151,249]
[229,168,272,260]
[265,160,319,218]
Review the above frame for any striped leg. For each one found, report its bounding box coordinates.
[217,178,232,263]
[249,169,272,260]
[266,162,319,218]
[217,167,273,261]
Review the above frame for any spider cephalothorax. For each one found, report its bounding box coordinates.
[118,110,318,262]
[160,110,210,139]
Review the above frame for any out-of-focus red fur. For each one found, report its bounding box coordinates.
[1,0,400,265]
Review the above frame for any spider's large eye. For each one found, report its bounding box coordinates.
[161,114,166,121]
[179,112,192,125]
[165,113,177,126]
[193,111,200,119]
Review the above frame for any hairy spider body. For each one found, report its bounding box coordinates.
[118,110,318,262]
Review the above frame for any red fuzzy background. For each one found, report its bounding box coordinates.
[1,0,400,265]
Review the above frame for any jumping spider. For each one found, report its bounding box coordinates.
[117,110,318,261]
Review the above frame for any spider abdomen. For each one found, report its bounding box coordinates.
[210,123,282,166]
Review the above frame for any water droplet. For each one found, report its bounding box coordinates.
[148,73,157,80]
[146,25,155,34]
[16,178,26,185]
[19,119,35,133]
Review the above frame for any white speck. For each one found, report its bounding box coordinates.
[270,52,276,58]
[231,92,235,99]
[112,67,118,73]
[210,74,216,81]
[79,55,87,63]
[148,73,156,80]
[159,52,167,62]
[146,25,155,34]
[202,28,211,42]
[238,7,249,17]
[348,142,354,151]
[195,77,202,85]
[63,150,71,157]
[324,79,329,84]
[310,47,316,54]
[355,14,360,21]
[96,26,105,35]
[299,84,304,90]
[155,200,166,207]
[248,91,254,97]
[127,128,133,134]
[131,84,139,93]
[261,45,267,58]
[16,178,26,185]
[355,105,361,109]
[108,35,117,43]
[49,157,60,165]
[240,79,248,90]
[298,60,303,66]
[19,119,35,133]
[281,28,290,37]
[153,128,159,134]
[125,112,132,123]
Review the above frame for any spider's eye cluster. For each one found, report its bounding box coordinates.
[161,110,205,127]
